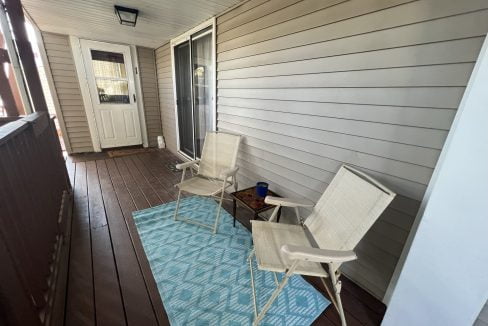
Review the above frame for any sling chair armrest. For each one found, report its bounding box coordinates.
[264,196,314,208]
[176,159,200,170]
[281,245,357,263]
[219,167,239,178]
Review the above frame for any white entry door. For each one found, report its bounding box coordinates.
[80,40,142,148]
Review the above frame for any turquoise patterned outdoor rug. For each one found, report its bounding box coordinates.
[133,196,329,325]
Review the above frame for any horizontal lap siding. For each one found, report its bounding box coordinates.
[137,47,163,147]
[216,0,488,300]
[155,43,177,153]
[42,32,93,153]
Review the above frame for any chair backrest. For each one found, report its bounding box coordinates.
[305,165,396,255]
[198,131,241,179]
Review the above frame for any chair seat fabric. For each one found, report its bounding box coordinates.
[251,220,328,277]
[176,175,226,196]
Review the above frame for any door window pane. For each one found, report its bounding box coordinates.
[91,50,127,78]
[95,79,129,103]
[90,50,129,103]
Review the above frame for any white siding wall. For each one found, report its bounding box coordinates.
[155,43,178,153]
[156,0,488,300]
[137,47,163,147]
[42,32,94,153]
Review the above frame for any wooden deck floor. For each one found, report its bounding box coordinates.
[65,149,386,326]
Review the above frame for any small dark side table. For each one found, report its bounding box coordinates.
[230,186,282,227]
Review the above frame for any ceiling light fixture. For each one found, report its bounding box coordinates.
[114,5,139,27]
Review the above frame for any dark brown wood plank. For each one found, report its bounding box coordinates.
[130,154,174,203]
[137,152,180,200]
[86,161,126,325]
[96,159,159,326]
[114,157,151,210]
[313,314,337,326]
[103,158,170,326]
[341,277,386,316]
[65,162,95,326]
[69,152,109,163]
[121,156,161,206]
[154,150,183,180]
[338,288,383,325]
[321,307,363,326]
[105,158,138,216]
[307,277,371,326]
[145,151,181,185]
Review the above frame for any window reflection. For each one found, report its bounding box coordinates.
[90,50,130,104]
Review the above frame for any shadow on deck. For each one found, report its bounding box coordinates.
[65,149,386,326]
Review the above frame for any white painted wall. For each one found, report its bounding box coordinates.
[382,35,488,326]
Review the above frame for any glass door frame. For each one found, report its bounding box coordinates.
[170,18,216,160]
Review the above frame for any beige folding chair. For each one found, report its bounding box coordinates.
[173,131,241,234]
[248,165,396,326]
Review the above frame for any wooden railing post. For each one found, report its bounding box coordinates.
[0,48,19,116]
[3,0,47,112]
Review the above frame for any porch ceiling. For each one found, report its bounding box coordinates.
[21,0,242,48]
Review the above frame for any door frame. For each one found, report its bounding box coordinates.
[170,17,216,160]
[70,36,148,152]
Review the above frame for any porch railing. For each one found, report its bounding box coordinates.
[0,112,72,325]
[0,115,20,126]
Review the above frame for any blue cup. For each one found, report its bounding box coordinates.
[256,182,269,198]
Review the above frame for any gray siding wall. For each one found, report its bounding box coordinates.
[215,0,488,300]
[155,43,178,153]
[475,301,488,326]
[42,32,94,153]
[137,47,163,147]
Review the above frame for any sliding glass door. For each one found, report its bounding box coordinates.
[173,26,214,159]
[174,42,194,157]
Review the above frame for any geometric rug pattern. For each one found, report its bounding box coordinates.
[133,196,329,325]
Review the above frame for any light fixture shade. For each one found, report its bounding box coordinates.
[114,5,139,27]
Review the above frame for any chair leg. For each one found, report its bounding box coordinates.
[329,270,347,326]
[212,191,225,234]
[248,251,298,326]
[248,249,258,318]
[173,190,182,221]
[254,269,294,326]
[320,277,339,311]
